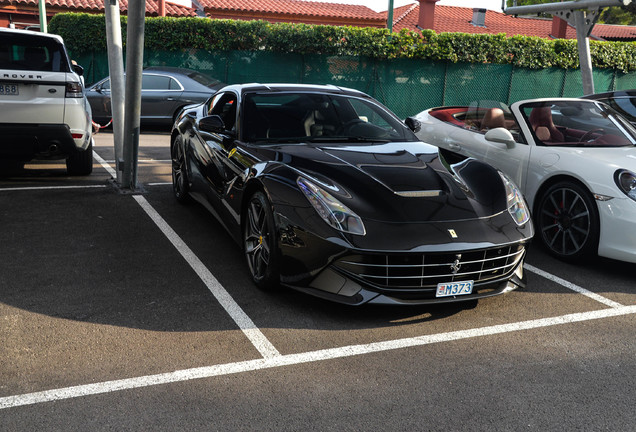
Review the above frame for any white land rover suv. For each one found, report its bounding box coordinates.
[0,28,93,175]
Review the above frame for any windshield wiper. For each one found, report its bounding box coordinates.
[252,138,302,144]
[306,136,391,143]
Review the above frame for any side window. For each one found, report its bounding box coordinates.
[168,77,182,90]
[208,92,237,131]
[100,79,111,90]
[141,74,171,90]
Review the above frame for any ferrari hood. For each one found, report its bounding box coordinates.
[270,141,509,223]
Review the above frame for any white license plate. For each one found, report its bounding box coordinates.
[0,84,19,96]
[436,280,474,298]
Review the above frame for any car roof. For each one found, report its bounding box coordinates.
[143,66,200,78]
[0,27,65,44]
[216,83,368,98]
[583,89,636,99]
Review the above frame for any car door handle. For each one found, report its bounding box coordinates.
[167,97,176,101]
[448,142,462,151]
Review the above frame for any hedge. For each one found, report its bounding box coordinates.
[49,13,636,72]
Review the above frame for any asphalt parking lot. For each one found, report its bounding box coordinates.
[1,131,635,431]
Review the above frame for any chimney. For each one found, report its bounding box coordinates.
[550,16,568,39]
[417,0,439,31]
[470,8,487,28]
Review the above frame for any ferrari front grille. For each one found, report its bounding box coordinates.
[333,244,525,290]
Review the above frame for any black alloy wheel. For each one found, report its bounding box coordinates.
[243,191,280,290]
[171,135,190,203]
[536,181,599,261]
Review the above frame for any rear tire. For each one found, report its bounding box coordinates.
[66,139,93,176]
[171,135,191,204]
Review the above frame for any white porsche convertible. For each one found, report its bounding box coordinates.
[412,98,636,263]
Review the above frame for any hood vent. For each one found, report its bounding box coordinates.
[395,190,443,198]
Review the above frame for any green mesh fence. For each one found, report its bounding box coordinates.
[76,49,636,119]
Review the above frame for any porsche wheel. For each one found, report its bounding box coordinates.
[243,191,280,290]
[171,135,191,204]
[536,181,599,261]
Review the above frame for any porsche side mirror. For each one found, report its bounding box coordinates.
[485,128,516,148]
[405,117,421,133]
[198,115,226,133]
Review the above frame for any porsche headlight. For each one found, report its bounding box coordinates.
[614,169,636,201]
[499,172,530,226]
[297,177,366,235]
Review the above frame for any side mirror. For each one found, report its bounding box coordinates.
[198,115,226,133]
[485,127,516,148]
[405,117,421,133]
[72,63,84,76]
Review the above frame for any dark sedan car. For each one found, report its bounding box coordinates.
[171,83,534,305]
[583,89,636,126]
[86,66,224,127]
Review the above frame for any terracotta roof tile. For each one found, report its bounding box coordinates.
[199,0,382,20]
[4,0,634,40]
[390,4,636,41]
[593,23,636,40]
[6,0,199,16]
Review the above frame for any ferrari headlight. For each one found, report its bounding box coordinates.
[614,169,636,201]
[499,172,530,226]
[297,177,366,235]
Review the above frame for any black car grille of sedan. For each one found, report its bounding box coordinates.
[333,244,525,291]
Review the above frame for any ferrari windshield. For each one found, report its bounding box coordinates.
[520,100,636,147]
[242,92,417,143]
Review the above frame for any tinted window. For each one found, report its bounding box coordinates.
[242,92,416,143]
[0,33,69,72]
[168,77,181,90]
[603,97,636,123]
[208,92,237,131]
[186,70,223,89]
[142,74,172,90]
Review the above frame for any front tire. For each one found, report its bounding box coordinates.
[536,181,599,261]
[171,135,191,204]
[243,191,280,290]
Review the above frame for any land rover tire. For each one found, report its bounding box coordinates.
[66,139,94,176]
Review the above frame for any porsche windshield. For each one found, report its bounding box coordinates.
[242,92,417,143]
[521,100,636,147]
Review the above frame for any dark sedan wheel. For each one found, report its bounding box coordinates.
[243,191,280,290]
[171,135,191,203]
[536,181,599,261]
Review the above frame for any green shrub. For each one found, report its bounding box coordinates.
[49,13,636,72]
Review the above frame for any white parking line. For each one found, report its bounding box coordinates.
[2,304,634,410]
[92,151,117,178]
[132,195,281,360]
[524,263,624,308]
[3,177,632,411]
[0,185,107,192]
